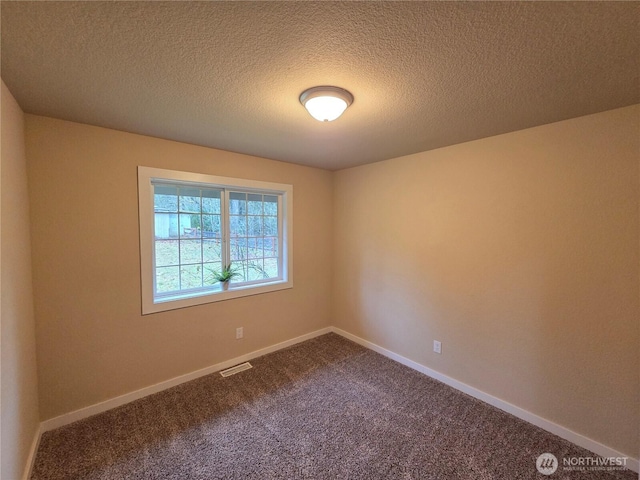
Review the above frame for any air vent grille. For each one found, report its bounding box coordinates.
[220,362,253,377]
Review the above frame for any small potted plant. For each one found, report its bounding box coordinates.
[211,263,241,291]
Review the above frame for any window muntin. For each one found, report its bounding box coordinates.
[138,167,292,314]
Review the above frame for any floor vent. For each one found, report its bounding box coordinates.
[220,362,253,377]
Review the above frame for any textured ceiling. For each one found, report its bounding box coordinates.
[1,2,638,170]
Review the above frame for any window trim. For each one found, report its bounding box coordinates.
[138,166,293,315]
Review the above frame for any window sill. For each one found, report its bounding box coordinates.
[142,279,292,315]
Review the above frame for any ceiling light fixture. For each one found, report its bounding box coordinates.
[300,86,353,122]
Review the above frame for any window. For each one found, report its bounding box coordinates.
[138,167,292,314]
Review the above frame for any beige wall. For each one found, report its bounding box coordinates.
[333,105,639,457]
[1,81,40,479]
[25,116,333,420]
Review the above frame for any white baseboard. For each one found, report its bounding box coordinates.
[22,423,42,480]
[40,327,331,432]
[330,326,639,474]
[32,325,638,476]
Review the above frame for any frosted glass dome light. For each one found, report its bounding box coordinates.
[300,86,354,122]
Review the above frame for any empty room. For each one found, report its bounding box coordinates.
[1,2,638,479]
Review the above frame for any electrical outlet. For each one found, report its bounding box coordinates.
[433,340,442,354]
[236,327,243,339]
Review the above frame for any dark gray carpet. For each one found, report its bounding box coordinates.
[32,333,635,479]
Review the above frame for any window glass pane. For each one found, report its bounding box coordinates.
[247,259,265,281]
[203,263,222,287]
[154,185,178,212]
[202,190,221,214]
[247,194,263,215]
[156,266,180,293]
[155,240,179,266]
[263,237,278,257]
[229,215,246,237]
[203,239,222,262]
[234,260,249,282]
[180,265,203,289]
[230,238,248,262]
[179,187,201,213]
[229,192,247,214]
[248,216,262,236]
[263,195,278,215]
[180,214,201,238]
[201,214,220,238]
[246,238,261,259]
[190,213,205,236]
[263,216,278,236]
[154,213,179,239]
[180,239,202,264]
[264,258,278,278]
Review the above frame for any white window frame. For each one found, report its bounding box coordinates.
[138,166,293,315]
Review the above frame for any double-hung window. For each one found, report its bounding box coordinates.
[138,167,292,314]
